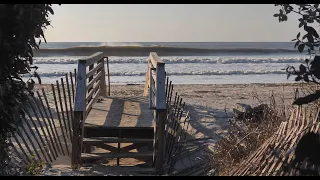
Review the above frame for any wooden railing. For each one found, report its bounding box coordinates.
[71,52,110,166]
[143,52,166,171]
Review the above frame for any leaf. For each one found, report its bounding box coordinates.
[293,91,320,105]
[287,73,291,80]
[305,59,309,64]
[297,32,301,39]
[291,39,297,41]
[295,76,302,81]
[307,33,314,43]
[34,72,42,85]
[302,34,308,40]
[299,22,304,28]
[303,75,309,82]
[273,14,279,17]
[282,15,288,21]
[304,26,319,38]
[298,44,305,53]
[295,41,300,48]
[315,4,319,8]
[299,64,307,73]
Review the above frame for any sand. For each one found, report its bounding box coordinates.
[35,82,307,175]
[108,83,302,139]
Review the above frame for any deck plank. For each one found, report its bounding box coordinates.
[85,96,154,128]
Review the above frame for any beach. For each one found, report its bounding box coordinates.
[33,82,305,175]
[36,82,302,141]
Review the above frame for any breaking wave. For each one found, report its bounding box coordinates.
[33,56,306,64]
[34,69,286,77]
[33,45,298,57]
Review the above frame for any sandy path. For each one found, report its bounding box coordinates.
[32,82,308,175]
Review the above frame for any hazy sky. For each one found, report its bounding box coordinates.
[45,4,303,42]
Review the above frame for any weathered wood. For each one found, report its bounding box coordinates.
[61,78,73,140]
[27,98,54,162]
[57,80,72,142]
[84,126,154,139]
[52,84,70,155]
[74,68,77,86]
[79,52,104,66]
[86,80,100,103]
[165,77,169,99]
[12,134,32,164]
[69,72,75,103]
[74,62,87,112]
[15,128,37,162]
[85,96,154,128]
[22,104,50,162]
[65,73,74,136]
[117,142,120,166]
[99,57,107,96]
[36,91,60,157]
[10,139,29,165]
[32,93,58,159]
[83,137,154,144]
[19,119,42,162]
[106,57,111,96]
[143,59,151,96]
[167,102,185,161]
[166,99,183,159]
[81,152,153,160]
[42,88,64,156]
[71,111,82,167]
[155,110,166,172]
[85,87,100,115]
[87,63,95,105]
[86,62,102,78]
[94,144,118,152]
[86,71,102,92]
[149,67,154,109]
[150,52,164,68]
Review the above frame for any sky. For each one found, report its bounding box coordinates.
[45,4,304,42]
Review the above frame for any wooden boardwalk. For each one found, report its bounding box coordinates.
[85,96,154,128]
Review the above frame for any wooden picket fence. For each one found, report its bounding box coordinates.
[229,105,320,176]
[8,70,77,173]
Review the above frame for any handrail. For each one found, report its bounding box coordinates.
[143,52,166,110]
[71,52,109,167]
[143,52,166,171]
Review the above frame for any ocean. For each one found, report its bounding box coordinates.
[30,42,308,84]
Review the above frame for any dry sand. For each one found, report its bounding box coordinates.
[108,83,301,140]
[35,82,307,175]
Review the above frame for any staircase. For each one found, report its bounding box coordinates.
[80,125,155,166]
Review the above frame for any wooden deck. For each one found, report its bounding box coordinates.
[85,96,154,129]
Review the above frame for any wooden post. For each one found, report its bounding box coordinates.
[143,59,151,97]
[104,56,110,96]
[156,110,166,172]
[72,61,87,167]
[154,57,166,172]
[149,68,154,109]
[100,58,107,96]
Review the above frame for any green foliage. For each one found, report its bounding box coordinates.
[274,4,320,105]
[0,4,57,175]
[26,155,45,176]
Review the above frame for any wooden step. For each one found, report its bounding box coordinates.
[81,152,154,160]
[83,137,154,145]
[84,125,154,139]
